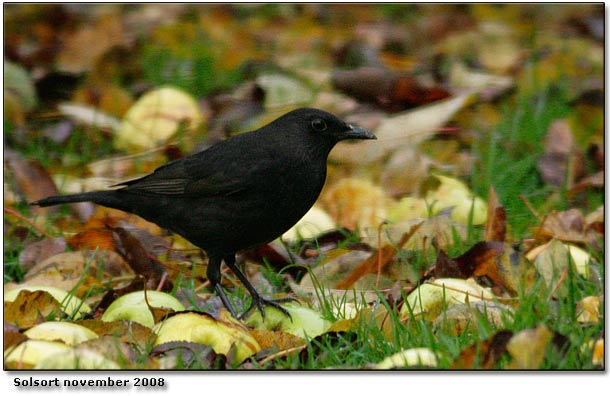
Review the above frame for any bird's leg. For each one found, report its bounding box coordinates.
[206,256,238,318]
[223,254,296,321]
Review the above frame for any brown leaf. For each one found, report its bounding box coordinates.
[424,240,518,294]
[533,208,601,246]
[455,241,505,283]
[56,13,126,74]
[5,158,59,215]
[390,75,451,108]
[428,239,462,279]
[584,206,604,234]
[249,329,307,352]
[4,290,62,329]
[68,228,116,252]
[19,250,131,297]
[537,120,584,187]
[79,335,137,365]
[4,323,28,350]
[334,222,422,290]
[18,237,67,273]
[150,341,225,369]
[74,319,154,347]
[332,67,395,106]
[485,186,506,242]
[111,227,168,283]
[452,330,513,369]
[569,170,604,196]
[149,306,174,326]
[332,67,450,111]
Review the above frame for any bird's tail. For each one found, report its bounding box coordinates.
[31,191,115,207]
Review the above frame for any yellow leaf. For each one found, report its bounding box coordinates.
[4,340,72,368]
[4,285,91,318]
[101,291,186,328]
[376,348,438,369]
[24,322,99,346]
[153,312,260,363]
[245,304,331,339]
[400,278,494,320]
[507,325,552,369]
[116,87,203,152]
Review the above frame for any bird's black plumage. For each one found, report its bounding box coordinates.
[32,107,376,319]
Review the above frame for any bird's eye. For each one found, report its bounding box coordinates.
[311,119,328,131]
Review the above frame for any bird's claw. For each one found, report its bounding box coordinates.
[240,295,298,321]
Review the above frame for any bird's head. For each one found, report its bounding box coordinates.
[272,108,376,146]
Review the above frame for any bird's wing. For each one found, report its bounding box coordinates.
[115,161,191,195]
[116,137,269,197]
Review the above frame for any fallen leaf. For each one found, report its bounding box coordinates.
[56,12,126,74]
[452,330,513,369]
[485,186,506,242]
[4,290,62,329]
[18,237,67,273]
[4,60,37,112]
[24,322,99,345]
[153,311,260,363]
[448,61,514,100]
[256,74,314,108]
[335,221,422,290]
[282,206,335,242]
[115,87,204,152]
[111,227,168,284]
[245,304,331,339]
[58,102,121,131]
[576,295,600,323]
[4,340,73,369]
[296,250,385,305]
[591,339,603,366]
[150,341,224,369]
[332,67,450,110]
[533,208,601,246]
[249,329,307,351]
[537,120,584,187]
[528,239,590,297]
[422,174,487,226]
[375,348,438,369]
[79,334,137,366]
[433,301,514,336]
[74,319,153,347]
[15,250,131,295]
[322,177,391,233]
[507,325,553,369]
[101,290,185,328]
[35,348,120,369]
[400,278,495,320]
[4,286,91,322]
[68,228,116,252]
[329,94,473,165]
[5,158,60,214]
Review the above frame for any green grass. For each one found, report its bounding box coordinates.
[5,121,117,171]
[470,83,572,237]
[141,26,243,98]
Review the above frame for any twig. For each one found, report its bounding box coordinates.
[4,207,53,238]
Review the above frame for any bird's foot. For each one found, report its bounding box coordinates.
[214,283,239,319]
[240,294,298,321]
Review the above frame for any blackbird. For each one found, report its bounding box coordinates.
[32,108,376,319]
